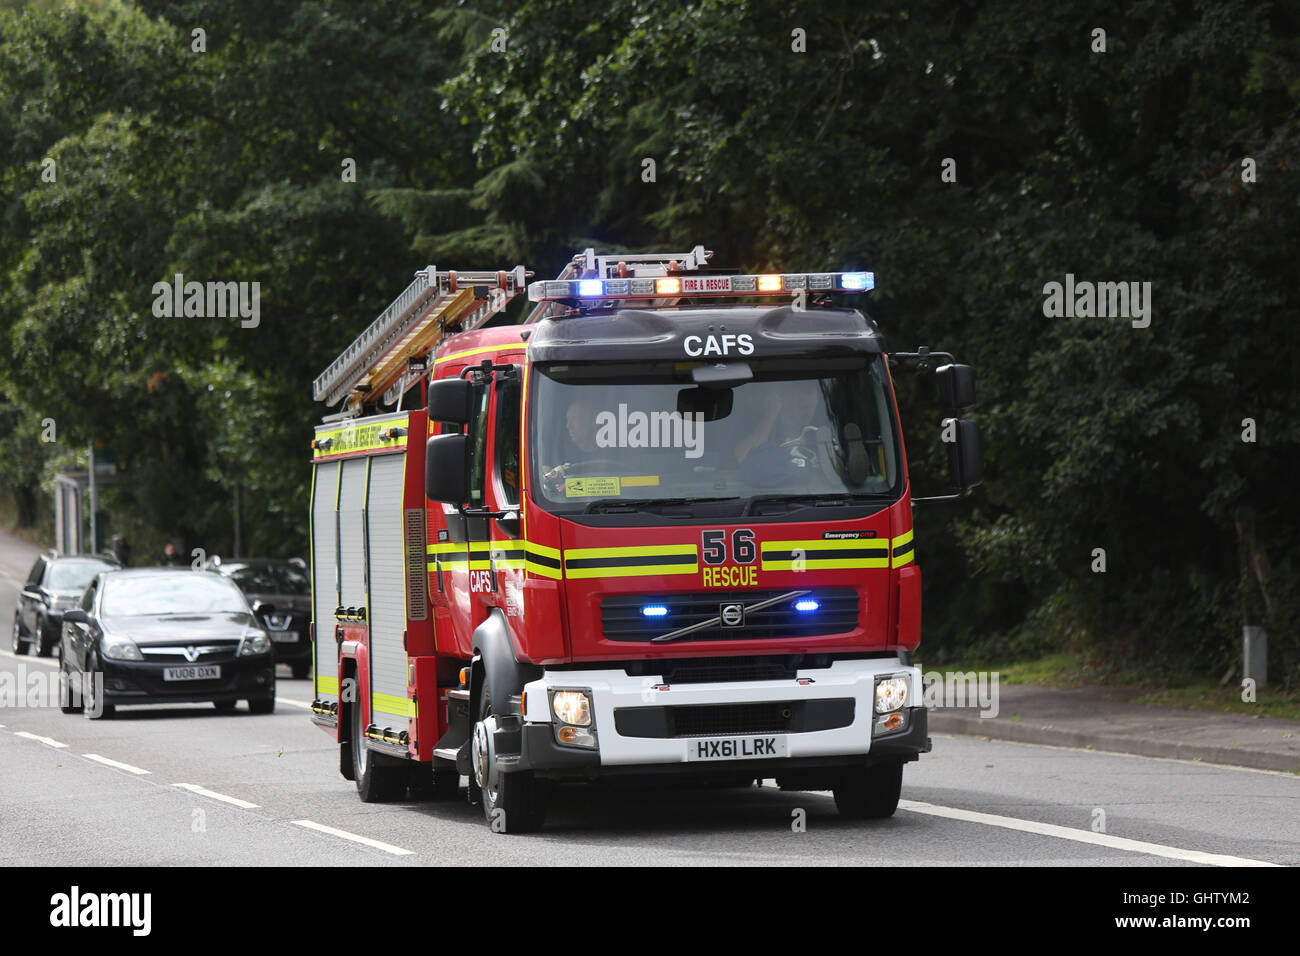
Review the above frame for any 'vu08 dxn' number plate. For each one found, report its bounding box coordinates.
[162,665,221,682]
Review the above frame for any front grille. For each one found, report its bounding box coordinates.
[671,702,791,737]
[602,589,858,642]
[613,697,856,738]
[139,642,239,663]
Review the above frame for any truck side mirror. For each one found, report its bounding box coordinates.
[936,364,976,409]
[428,378,473,425]
[426,434,469,504]
[944,418,984,490]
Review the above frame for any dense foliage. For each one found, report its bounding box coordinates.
[2,0,1296,682]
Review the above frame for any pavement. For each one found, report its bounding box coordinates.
[3,522,1297,774]
[927,684,1300,774]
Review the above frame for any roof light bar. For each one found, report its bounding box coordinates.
[526,271,874,302]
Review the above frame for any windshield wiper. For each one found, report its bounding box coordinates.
[585,496,739,515]
[742,492,892,516]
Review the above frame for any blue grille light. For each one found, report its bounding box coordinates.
[641,605,669,617]
[841,272,874,291]
[577,279,604,297]
[794,599,820,613]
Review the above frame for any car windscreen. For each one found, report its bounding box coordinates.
[225,564,309,594]
[101,574,249,616]
[529,355,901,514]
[47,560,114,592]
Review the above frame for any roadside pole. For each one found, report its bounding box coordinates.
[88,442,97,555]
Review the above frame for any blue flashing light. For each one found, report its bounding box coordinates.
[794,599,820,613]
[641,605,669,617]
[577,279,604,297]
[841,272,874,291]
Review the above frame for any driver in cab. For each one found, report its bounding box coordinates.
[542,396,604,494]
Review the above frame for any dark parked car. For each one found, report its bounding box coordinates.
[213,558,312,679]
[59,568,277,718]
[12,550,119,657]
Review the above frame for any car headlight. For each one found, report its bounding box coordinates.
[551,690,592,726]
[101,638,143,662]
[239,630,272,656]
[875,676,909,714]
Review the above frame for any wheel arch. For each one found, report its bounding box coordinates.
[471,608,542,718]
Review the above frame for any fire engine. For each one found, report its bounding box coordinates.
[308,246,982,833]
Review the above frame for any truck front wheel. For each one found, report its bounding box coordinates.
[833,761,903,819]
[472,677,549,833]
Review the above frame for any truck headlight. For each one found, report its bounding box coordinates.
[551,690,592,726]
[239,630,272,656]
[875,676,908,714]
[101,638,143,661]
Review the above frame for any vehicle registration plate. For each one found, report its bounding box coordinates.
[685,735,788,761]
[269,630,298,643]
[163,665,221,681]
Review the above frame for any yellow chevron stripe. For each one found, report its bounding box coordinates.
[564,543,698,560]
[760,538,888,552]
[565,562,699,579]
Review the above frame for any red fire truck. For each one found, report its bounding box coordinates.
[308,247,981,832]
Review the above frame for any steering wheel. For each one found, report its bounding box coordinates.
[779,437,816,463]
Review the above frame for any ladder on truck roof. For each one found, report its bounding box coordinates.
[524,246,712,323]
[313,265,529,411]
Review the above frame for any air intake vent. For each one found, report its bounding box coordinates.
[404,509,428,621]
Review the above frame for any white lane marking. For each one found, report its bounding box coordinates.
[14,731,68,749]
[173,783,259,809]
[275,697,313,709]
[292,820,414,857]
[899,799,1280,867]
[0,649,58,666]
[83,753,151,775]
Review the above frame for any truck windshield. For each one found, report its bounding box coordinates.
[529,355,901,514]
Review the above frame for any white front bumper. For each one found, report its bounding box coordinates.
[522,658,921,766]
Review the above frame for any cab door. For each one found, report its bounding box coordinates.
[429,370,491,658]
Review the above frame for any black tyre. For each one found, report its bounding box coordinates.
[82,660,114,720]
[58,666,82,715]
[11,613,29,655]
[213,699,239,713]
[247,694,275,715]
[33,616,54,657]
[833,761,903,819]
[472,677,549,833]
[351,697,405,802]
